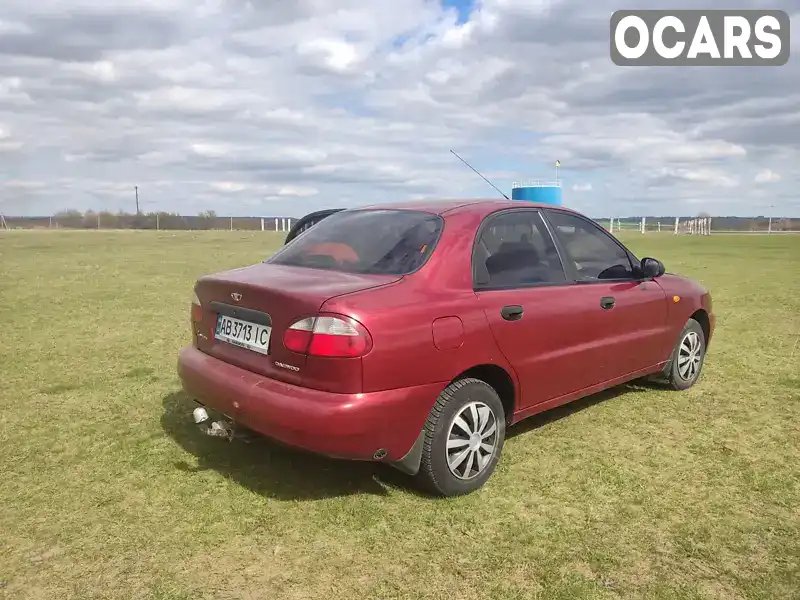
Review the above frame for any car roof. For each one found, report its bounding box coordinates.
[353,198,581,218]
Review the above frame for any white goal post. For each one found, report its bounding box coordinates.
[675,217,712,235]
[608,217,712,235]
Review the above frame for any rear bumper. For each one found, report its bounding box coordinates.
[177,346,443,462]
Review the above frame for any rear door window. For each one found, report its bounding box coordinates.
[268,209,444,275]
[473,209,567,288]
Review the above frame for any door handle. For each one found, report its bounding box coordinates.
[600,296,615,310]
[501,305,524,321]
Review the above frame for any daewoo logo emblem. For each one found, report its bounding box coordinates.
[275,361,300,372]
[230,292,242,302]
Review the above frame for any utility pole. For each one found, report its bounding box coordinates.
[767,203,774,234]
[135,186,140,214]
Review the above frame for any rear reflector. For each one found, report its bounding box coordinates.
[283,314,372,358]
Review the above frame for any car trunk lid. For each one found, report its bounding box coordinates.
[192,262,399,386]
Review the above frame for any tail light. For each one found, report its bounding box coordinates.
[191,291,203,323]
[283,314,372,358]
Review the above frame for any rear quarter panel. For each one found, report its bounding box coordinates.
[323,282,510,393]
[320,209,517,394]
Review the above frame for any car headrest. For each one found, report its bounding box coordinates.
[485,246,541,276]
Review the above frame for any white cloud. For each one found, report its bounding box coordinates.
[654,167,739,188]
[206,181,319,198]
[0,122,23,152]
[277,186,318,197]
[63,60,117,83]
[755,169,781,183]
[210,181,248,193]
[0,0,798,217]
[2,179,46,189]
[191,143,231,158]
[0,19,31,35]
[572,183,592,192]
[296,38,362,73]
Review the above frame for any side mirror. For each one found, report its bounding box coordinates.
[640,257,665,279]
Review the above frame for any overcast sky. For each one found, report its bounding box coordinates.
[1,0,797,218]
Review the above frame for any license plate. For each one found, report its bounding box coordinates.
[214,314,271,355]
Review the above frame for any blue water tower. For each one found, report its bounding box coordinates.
[511,180,563,205]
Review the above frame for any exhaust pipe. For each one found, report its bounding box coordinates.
[193,407,209,424]
[192,406,234,440]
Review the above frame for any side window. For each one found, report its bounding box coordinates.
[474,210,567,288]
[545,210,634,280]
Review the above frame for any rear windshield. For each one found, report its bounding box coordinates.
[268,209,444,275]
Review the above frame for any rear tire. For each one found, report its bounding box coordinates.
[663,318,707,390]
[415,377,506,497]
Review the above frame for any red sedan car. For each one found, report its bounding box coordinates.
[178,199,714,496]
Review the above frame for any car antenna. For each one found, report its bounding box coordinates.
[450,149,510,200]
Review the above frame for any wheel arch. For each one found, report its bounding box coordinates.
[450,364,517,425]
[389,363,517,477]
[689,308,711,348]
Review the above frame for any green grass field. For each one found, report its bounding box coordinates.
[1,230,798,600]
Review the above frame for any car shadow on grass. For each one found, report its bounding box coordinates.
[161,380,662,501]
[505,379,662,440]
[375,380,664,497]
[161,391,392,500]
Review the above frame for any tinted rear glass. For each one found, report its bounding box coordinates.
[268,209,444,275]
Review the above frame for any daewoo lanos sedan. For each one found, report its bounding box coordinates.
[178,199,715,496]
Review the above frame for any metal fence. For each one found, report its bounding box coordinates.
[600,216,800,235]
[0,212,296,232]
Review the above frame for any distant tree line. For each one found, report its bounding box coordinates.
[2,209,798,232]
[3,209,294,231]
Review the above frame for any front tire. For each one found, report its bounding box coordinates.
[664,318,707,390]
[415,377,506,497]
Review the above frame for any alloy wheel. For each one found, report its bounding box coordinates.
[446,401,499,480]
[677,330,702,381]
